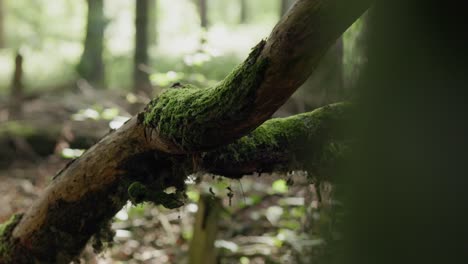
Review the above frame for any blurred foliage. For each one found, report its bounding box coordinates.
[0,0,366,97]
[0,0,279,95]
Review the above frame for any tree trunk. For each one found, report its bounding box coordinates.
[148,0,158,45]
[9,53,23,118]
[0,0,371,262]
[0,0,4,48]
[239,0,248,24]
[77,0,106,88]
[133,0,152,96]
[345,1,468,264]
[188,195,221,264]
[199,0,208,29]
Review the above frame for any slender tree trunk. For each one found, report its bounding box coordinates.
[9,53,23,118]
[148,0,158,45]
[0,0,4,48]
[239,0,248,24]
[199,0,208,29]
[77,0,106,88]
[188,195,221,264]
[134,0,152,96]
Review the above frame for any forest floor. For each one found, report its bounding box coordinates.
[0,161,315,264]
[0,88,325,264]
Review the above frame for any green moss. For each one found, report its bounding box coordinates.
[128,182,185,209]
[200,103,349,178]
[0,122,36,137]
[0,214,24,263]
[143,40,269,151]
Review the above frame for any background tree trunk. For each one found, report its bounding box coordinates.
[188,195,221,264]
[77,0,106,88]
[199,0,208,29]
[239,0,248,24]
[134,0,152,96]
[9,53,23,118]
[148,0,158,45]
[0,0,5,48]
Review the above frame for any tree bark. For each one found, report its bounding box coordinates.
[77,0,106,88]
[0,0,371,262]
[133,0,152,96]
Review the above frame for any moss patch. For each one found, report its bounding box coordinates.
[199,103,350,180]
[143,40,269,151]
[0,214,30,263]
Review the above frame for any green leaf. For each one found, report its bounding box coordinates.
[272,179,288,194]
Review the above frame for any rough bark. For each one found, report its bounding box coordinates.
[1,118,148,263]
[0,0,371,262]
[133,0,153,96]
[77,0,106,88]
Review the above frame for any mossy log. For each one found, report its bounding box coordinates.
[0,103,349,263]
[0,0,370,262]
[197,103,350,180]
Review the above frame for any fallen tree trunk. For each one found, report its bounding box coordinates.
[0,103,349,263]
[0,0,370,262]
